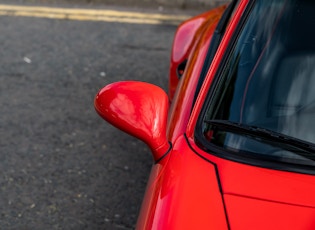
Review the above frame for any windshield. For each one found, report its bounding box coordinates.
[199,0,315,170]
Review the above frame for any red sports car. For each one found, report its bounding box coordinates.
[95,0,315,229]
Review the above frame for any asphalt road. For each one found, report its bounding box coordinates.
[0,3,196,229]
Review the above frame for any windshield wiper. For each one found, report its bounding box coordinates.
[205,119,315,154]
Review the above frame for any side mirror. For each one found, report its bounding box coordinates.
[94,81,171,162]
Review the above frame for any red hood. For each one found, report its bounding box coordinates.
[224,193,315,229]
[217,160,315,229]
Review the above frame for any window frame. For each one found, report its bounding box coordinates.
[194,0,315,175]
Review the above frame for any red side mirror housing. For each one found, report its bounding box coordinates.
[94,81,170,162]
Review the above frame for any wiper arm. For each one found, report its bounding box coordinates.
[205,119,315,153]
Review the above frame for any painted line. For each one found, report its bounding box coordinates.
[0,4,190,25]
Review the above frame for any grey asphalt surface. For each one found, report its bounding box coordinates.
[0,0,222,10]
[0,2,200,228]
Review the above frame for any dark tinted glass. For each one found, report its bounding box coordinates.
[201,0,315,167]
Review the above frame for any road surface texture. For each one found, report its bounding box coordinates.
[0,0,228,10]
[0,1,208,229]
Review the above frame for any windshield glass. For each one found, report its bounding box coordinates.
[200,0,315,168]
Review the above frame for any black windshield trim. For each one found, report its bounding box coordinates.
[194,0,315,175]
[205,120,315,154]
[195,132,315,175]
[193,0,239,105]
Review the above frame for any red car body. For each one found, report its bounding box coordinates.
[95,0,315,229]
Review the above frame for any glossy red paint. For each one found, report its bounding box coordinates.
[225,194,315,230]
[168,5,227,101]
[94,81,170,161]
[167,5,227,143]
[187,0,249,137]
[184,0,315,227]
[136,136,228,230]
[94,0,315,229]
[186,134,315,229]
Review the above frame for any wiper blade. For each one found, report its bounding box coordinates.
[205,119,315,153]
